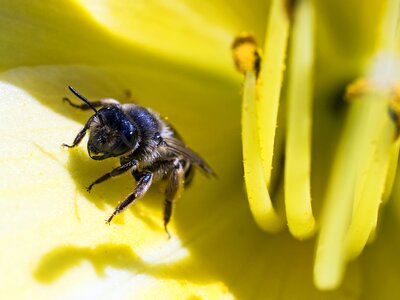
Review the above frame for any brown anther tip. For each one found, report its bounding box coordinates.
[231,33,257,50]
[232,33,261,76]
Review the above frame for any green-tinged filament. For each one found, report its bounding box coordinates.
[314,94,396,289]
[284,0,316,239]
[242,71,283,232]
[345,111,396,260]
[314,99,376,289]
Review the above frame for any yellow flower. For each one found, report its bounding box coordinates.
[1,0,400,299]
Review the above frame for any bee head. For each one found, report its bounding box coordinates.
[87,106,139,160]
[67,86,139,160]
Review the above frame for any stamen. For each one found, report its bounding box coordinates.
[232,32,284,232]
[284,0,316,239]
[257,0,290,186]
[344,0,400,263]
[314,0,400,289]
[345,114,396,261]
[314,96,370,290]
[345,79,400,261]
[232,0,292,233]
[315,78,399,289]
[241,71,283,232]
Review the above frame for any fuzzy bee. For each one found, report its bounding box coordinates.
[63,86,214,237]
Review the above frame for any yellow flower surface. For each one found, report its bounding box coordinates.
[1,0,400,299]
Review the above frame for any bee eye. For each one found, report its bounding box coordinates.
[119,128,135,147]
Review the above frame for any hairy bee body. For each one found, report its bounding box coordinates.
[63,86,213,236]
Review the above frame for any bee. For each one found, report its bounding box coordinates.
[63,86,214,237]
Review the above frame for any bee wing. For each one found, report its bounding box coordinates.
[162,137,216,177]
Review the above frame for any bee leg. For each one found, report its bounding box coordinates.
[63,97,121,110]
[106,172,153,224]
[87,160,138,192]
[62,122,90,148]
[163,160,185,239]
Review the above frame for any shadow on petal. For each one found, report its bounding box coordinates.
[34,244,142,283]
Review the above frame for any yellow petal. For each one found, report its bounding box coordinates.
[3,0,400,297]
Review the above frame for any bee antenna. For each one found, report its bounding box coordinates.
[68,86,98,113]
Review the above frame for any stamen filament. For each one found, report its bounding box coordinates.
[314,99,375,289]
[284,0,316,239]
[242,71,283,232]
[345,102,396,260]
[257,0,290,186]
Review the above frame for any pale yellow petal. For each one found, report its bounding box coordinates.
[76,0,269,77]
